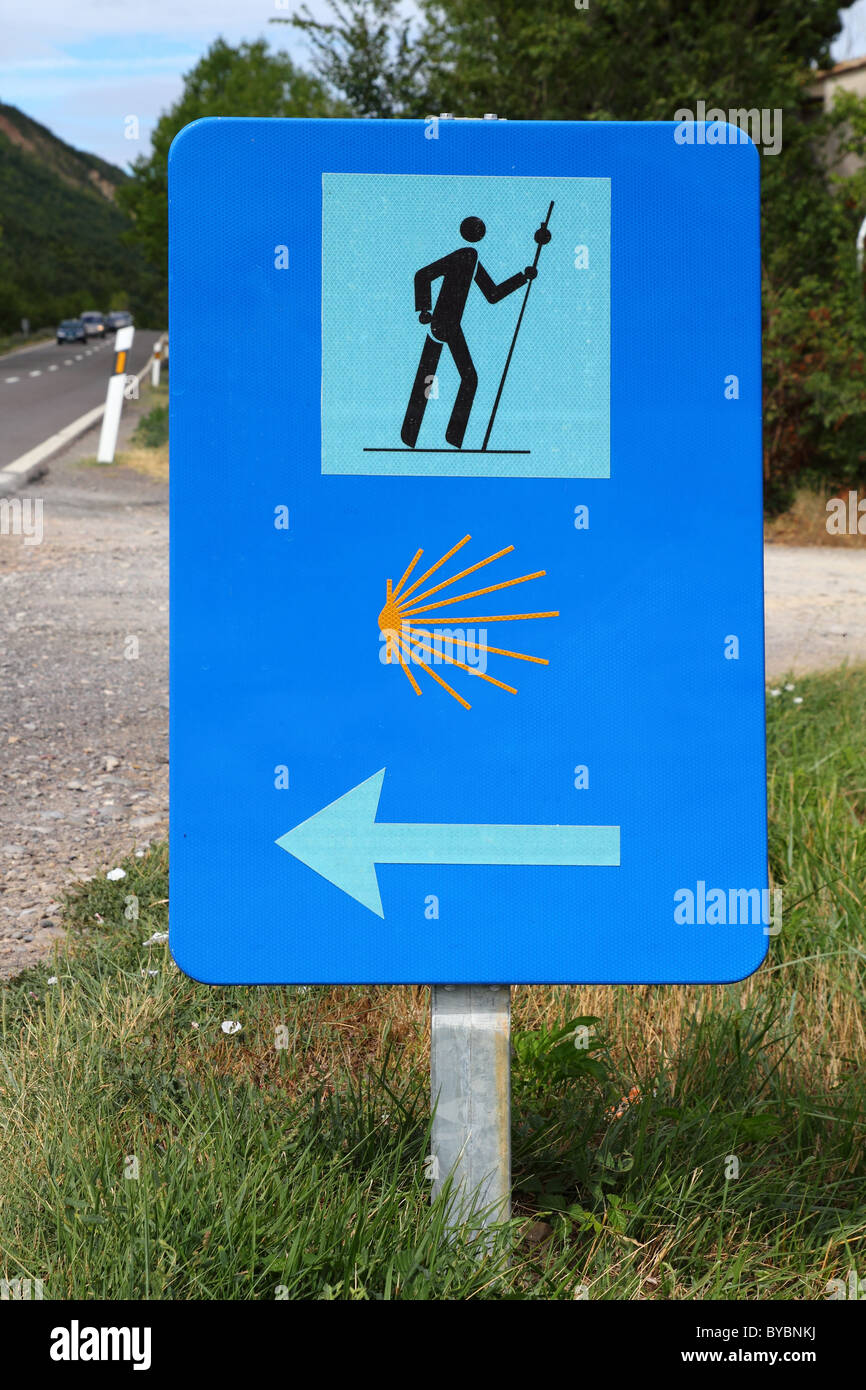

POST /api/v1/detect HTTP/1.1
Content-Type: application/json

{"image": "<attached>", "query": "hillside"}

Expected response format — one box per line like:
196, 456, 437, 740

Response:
0, 104, 150, 333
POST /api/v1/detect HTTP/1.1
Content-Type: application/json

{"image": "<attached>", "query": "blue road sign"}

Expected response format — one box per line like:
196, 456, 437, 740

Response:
169, 117, 766, 985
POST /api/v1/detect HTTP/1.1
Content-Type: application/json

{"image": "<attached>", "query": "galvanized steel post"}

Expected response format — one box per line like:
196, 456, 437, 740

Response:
430, 985, 511, 1230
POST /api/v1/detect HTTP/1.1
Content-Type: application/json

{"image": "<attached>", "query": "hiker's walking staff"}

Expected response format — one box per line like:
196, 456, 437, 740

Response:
481, 200, 554, 452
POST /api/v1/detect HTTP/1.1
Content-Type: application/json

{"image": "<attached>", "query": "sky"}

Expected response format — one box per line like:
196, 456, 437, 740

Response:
0, 0, 335, 168
0, 0, 865, 170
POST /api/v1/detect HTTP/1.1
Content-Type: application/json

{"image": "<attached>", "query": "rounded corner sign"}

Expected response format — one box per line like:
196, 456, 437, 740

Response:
169, 118, 767, 986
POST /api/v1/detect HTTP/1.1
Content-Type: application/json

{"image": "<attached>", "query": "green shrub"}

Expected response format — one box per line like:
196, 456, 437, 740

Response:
133, 403, 168, 449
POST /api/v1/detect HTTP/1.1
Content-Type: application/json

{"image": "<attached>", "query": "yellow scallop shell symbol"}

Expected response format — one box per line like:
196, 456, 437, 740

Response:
378, 533, 558, 710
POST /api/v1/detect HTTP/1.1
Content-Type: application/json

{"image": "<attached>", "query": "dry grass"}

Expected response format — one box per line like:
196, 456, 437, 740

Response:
159, 961, 865, 1116
116, 442, 169, 482
765, 487, 866, 546
173, 985, 431, 1102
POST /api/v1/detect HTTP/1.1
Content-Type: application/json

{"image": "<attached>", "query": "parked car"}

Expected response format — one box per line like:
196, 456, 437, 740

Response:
56, 318, 87, 344
105, 311, 133, 332
79, 311, 107, 339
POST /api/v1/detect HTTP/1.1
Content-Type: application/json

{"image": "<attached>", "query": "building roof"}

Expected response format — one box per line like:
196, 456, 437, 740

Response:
813, 55, 866, 82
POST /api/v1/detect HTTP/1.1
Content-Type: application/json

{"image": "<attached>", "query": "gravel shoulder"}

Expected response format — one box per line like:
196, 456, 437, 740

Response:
0, 401, 167, 978
764, 544, 866, 678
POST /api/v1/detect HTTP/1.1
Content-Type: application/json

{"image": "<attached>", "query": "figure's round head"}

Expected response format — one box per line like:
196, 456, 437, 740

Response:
460, 216, 486, 243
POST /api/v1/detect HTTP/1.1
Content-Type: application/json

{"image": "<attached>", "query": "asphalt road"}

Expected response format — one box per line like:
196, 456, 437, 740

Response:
0, 329, 159, 469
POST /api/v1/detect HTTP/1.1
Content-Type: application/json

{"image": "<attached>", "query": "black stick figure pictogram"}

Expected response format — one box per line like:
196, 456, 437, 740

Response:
400, 208, 553, 451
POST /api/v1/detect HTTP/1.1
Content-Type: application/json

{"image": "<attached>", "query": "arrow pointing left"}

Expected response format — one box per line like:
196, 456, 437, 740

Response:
276, 769, 620, 918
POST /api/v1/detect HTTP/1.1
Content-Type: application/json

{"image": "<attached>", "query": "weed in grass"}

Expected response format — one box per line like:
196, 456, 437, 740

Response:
132, 403, 168, 450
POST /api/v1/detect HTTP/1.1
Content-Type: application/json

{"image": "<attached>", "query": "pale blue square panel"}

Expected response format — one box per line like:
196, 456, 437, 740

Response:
169, 117, 766, 985
321, 172, 610, 476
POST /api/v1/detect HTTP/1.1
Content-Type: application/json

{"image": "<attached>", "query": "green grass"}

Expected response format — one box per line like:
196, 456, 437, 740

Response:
131, 400, 168, 449
0, 329, 55, 357
0, 667, 864, 1299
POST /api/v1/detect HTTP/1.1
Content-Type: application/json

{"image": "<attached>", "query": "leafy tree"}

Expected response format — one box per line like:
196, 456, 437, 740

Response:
763, 93, 866, 508
418, 0, 841, 125
290, 0, 866, 504
282, 0, 427, 118
285, 0, 840, 121
119, 38, 341, 320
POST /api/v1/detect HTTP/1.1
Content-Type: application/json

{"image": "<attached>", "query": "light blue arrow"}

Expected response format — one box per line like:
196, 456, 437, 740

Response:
276, 769, 620, 918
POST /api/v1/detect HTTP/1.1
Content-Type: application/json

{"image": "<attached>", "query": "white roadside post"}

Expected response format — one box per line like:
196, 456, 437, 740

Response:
97, 325, 135, 463
151, 336, 163, 389
430, 985, 511, 1237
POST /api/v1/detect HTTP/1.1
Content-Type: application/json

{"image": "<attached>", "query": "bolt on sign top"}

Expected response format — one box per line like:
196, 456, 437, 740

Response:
169, 117, 765, 985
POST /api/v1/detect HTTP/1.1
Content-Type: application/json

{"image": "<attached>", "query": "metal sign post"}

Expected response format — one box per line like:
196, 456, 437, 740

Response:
430, 985, 511, 1232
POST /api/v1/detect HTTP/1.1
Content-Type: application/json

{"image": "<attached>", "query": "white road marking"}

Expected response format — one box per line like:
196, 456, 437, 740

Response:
48, 364, 59, 372
64, 359, 72, 365
74, 354, 83, 360
0, 348, 157, 485
28, 370, 41, 377
5, 376, 20, 383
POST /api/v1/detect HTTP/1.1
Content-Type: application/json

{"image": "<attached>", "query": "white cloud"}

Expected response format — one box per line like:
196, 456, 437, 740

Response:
0, 0, 332, 163
0, 1, 306, 60
834, 2, 866, 61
